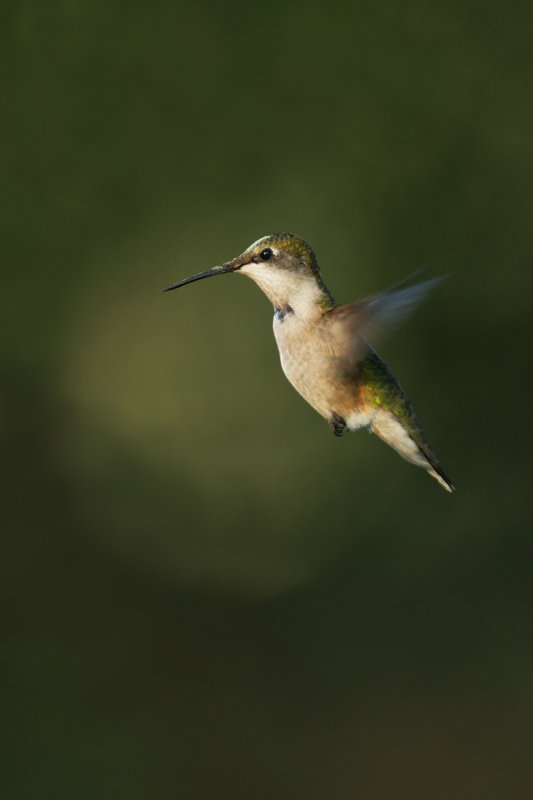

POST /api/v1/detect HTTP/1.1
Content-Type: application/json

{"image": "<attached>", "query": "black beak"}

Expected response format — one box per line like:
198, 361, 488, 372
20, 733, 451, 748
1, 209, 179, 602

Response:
163, 261, 240, 292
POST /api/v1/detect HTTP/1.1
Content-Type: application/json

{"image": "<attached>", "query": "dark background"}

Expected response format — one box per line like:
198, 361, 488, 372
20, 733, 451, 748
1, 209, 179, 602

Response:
2, 1, 533, 798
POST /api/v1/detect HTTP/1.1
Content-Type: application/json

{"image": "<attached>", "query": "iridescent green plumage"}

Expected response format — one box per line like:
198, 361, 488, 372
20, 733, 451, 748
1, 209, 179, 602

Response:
362, 353, 422, 433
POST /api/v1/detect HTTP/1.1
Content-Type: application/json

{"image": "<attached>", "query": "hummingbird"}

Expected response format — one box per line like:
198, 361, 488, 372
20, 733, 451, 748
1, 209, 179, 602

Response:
164, 233, 454, 492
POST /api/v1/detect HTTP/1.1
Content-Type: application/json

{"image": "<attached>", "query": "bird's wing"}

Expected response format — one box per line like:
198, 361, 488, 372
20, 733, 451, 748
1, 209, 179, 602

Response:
324, 275, 446, 365
350, 274, 446, 332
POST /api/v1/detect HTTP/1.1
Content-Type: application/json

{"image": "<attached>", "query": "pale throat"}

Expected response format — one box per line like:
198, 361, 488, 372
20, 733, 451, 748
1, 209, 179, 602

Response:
239, 263, 333, 321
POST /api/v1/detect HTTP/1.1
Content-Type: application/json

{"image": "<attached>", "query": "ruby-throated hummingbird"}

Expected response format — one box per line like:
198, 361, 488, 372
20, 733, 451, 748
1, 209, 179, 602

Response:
164, 233, 454, 492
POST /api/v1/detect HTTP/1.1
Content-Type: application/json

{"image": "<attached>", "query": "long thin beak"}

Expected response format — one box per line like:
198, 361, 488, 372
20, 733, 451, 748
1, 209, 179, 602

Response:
163, 261, 240, 292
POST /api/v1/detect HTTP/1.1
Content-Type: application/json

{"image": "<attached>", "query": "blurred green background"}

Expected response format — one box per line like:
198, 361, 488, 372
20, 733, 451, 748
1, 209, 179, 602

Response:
2, 1, 533, 797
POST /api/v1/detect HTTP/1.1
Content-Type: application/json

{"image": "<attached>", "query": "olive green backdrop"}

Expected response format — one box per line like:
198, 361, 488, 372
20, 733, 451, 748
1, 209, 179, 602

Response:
2, 1, 532, 798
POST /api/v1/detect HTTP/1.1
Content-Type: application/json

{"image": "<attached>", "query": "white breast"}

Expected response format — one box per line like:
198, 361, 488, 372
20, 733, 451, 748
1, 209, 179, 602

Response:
272, 311, 339, 420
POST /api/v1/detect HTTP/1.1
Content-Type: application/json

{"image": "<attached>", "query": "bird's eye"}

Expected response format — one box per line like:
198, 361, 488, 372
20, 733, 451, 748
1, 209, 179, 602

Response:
260, 248, 273, 261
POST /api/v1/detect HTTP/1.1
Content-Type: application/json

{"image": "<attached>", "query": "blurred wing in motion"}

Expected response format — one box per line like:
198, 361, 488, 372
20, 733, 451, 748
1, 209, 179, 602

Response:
325, 274, 447, 364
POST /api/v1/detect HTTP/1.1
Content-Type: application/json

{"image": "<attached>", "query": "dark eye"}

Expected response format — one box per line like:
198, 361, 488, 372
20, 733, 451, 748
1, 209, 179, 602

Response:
260, 248, 273, 261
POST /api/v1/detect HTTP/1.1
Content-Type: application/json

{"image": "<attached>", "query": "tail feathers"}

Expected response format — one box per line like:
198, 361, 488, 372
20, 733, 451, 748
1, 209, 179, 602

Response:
429, 470, 455, 492
370, 410, 454, 493
418, 443, 455, 493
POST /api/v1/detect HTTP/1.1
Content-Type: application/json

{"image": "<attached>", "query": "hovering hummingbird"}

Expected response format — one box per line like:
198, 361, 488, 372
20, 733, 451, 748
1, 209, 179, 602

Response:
164, 233, 454, 492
